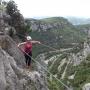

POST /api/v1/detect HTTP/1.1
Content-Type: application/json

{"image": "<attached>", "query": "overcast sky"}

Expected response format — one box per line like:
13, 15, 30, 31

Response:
5, 0, 90, 18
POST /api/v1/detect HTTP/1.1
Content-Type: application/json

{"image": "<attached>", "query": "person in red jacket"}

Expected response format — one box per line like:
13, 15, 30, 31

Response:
18, 36, 41, 70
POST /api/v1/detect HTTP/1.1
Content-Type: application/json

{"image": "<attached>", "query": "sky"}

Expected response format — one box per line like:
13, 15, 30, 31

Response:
5, 0, 90, 18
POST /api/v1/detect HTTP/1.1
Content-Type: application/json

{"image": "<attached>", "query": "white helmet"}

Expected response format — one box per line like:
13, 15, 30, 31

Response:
26, 36, 32, 40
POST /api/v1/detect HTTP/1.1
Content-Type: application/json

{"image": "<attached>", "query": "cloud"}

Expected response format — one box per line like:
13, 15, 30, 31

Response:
6, 0, 90, 18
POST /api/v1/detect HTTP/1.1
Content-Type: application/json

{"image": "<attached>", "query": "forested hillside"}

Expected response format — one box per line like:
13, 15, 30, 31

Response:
25, 17, 86, 57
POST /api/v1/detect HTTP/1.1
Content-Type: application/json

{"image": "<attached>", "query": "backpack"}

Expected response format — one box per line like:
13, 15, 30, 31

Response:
24, 42, 32, 53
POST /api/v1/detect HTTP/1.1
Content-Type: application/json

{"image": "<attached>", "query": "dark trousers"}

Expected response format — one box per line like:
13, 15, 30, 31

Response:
24, 52, 32, 66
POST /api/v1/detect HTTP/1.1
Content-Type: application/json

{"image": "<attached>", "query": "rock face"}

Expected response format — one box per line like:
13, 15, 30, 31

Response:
0, 35, 25, 68
69, 41, 90, 66
0, 35, 49, 90
82, 83, 90, 90
26, 17, 71, 32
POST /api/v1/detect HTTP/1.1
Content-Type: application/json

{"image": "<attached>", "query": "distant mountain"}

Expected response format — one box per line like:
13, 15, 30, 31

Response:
65, 17, 90, 25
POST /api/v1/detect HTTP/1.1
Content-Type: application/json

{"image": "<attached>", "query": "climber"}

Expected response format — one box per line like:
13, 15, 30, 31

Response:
18, 36, 41, 70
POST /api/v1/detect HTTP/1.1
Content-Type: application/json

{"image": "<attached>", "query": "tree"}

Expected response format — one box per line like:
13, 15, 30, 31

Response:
6, 0, 26, 36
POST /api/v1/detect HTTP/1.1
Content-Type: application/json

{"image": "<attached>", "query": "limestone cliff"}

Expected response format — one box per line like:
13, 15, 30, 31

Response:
0, 35, 49, 90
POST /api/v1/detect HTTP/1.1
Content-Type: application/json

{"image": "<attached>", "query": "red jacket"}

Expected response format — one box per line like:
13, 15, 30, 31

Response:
24, 42, 32, 53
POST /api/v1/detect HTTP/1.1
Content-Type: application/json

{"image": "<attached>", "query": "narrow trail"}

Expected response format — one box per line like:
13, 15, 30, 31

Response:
45, 48, 72, 54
